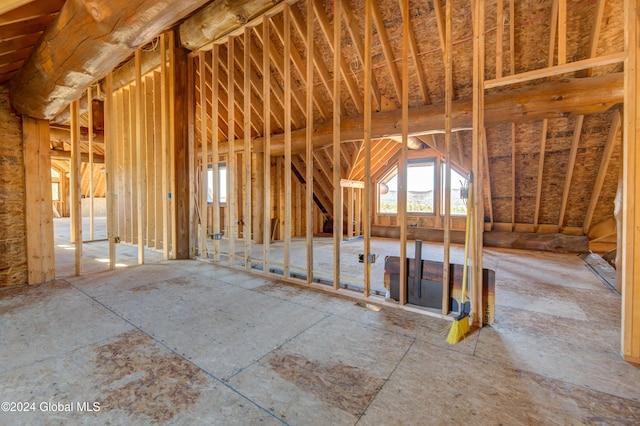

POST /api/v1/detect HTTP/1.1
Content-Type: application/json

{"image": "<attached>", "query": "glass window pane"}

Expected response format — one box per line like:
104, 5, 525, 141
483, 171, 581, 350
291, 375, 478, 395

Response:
378, 168, 397, 213
441, 163, 468, 215
407, 162, 435, 213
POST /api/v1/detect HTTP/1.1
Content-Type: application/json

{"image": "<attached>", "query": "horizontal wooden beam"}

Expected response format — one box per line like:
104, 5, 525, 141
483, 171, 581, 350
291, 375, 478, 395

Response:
214, 73, 623, 156
485, 51, 626, 89
9, 0, 210, 119
50, 150, 105, 164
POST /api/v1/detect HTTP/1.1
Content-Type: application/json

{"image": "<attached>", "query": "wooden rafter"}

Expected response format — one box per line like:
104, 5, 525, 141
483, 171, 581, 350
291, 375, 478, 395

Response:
372, 0, 402, 104
313, 0, 364, 114
341, 0, 382, 111
583, 110, 621, 233
271, 13, 329, 120
399, 0, 430, 105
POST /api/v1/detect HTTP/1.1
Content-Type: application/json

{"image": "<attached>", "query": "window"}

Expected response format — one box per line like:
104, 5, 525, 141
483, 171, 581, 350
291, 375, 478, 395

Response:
441, 163, 468, 215
52, 183, 60, 201
377, 160, 436, 214
207, 164, 227, 205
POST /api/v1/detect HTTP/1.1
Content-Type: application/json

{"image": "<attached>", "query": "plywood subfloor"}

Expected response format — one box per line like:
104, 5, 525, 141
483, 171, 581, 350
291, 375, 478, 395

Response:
1, 249, 639, 424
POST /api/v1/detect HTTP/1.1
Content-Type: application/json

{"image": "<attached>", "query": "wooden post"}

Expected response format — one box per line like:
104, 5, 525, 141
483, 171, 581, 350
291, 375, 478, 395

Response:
284, 3, 292, 278
212, 45, 221, 262
144, 76, 155, 248
471, 0, 485, 327
105, 72, 116, 269
87, 87, 95, 241
362, 0, 372, 297
228, 36, 237, 266
22, 116, 55, 284
160, 33, 170, 260
70, 100, 82, 275
135, 48, 145, 264
333, 0, 342, 290
188, 54, 197, 257
262, 16, 272, 272
442, 0, 453, 315
398, 0, 409, 305
306, 0, 314, 283
199, 51, 209, 259
510, 0, 516, 231
244, 27, 253, 270
622, 0, 640, 364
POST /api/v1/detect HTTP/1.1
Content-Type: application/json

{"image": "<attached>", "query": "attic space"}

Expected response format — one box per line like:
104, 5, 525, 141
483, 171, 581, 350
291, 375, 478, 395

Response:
1, 0, 640, 423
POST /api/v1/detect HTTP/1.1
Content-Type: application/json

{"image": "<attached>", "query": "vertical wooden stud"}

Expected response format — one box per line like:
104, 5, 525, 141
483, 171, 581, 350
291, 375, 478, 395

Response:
244, 28, 253, 270
87, 87, 95, 241
212, 45, 221, 262
284, 4, 292, 278
105, 72, 116, 269
135, 48, 145, 264
363, 0, 373, 297
70, 100, 82, 275
622, 0, 640, 364
306, 0, 315, 283
398, 0, 409, 305
228, 36, 237, 266
160, 33, 170, 260
199, 51, 209, 260
333, 0, 342, 290
442, 0, 453, 314
262, 17, 271, 271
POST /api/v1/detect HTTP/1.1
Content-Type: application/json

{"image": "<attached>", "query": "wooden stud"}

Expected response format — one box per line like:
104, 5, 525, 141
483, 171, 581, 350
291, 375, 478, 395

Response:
168, 31, 179, 260
70, 100, 82, 276
284, 4, 292, 278
105, 72, 116, 269
22, 116, 55, 284
199, 51, 209, 260
333, 0, 342, 290
188, 55, 197, 257
471, 0, 485, 327
398, 0, 409, 306
558, 0, 566, 65
87, 87, 95, 241
442, 0, 452, 314
212, 45, 222, 262
306, 0, 314, 283
135, 48, 145, 264
228, 36, 237, 266
622, 0, 640, 363
144, 76, 155, 248
153, 72, 163, 251
244, 28, 253, 270
362, 0, 373, 297
511, 124, 516, 231
160, 33, 170, 260
262, 17, 271, 270
496, 0, 504, 78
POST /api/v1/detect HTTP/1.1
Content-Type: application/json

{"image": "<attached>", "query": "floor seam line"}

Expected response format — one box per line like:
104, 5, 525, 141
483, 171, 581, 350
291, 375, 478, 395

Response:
355, 339, 416, 424
66, 280, 290, 425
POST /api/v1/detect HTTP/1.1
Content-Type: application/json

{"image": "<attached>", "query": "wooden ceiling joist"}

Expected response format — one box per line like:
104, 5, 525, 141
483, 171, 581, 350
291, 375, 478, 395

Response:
10, 0, 211, 119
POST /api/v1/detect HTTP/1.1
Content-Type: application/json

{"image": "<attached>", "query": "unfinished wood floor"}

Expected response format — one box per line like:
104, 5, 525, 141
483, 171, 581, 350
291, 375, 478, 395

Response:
1, 249, 639, 424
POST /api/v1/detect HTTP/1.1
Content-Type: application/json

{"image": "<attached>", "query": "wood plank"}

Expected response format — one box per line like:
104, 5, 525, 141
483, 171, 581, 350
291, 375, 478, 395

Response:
9, 0, 211, 119
496, 0, 504, 78
283, 4, 292, 278
372, 0, 402, 103
533, 120, 547, 231
306, 0, 314, 283
135, 49, 145, 264
105, 72, 117, 268
584, 110, 621, 233
153, 73, 163, 250
144, 76, 155, 248
87, 87, 95, 241
558, 0, 566, 65
262, 17, 271, 269
228, 36, 237, 265
199, 51, 209, 259
188, 55, 197, 257
212, 45, 222, 262
160, 34, 170, 260
313, 0, 364, 114
557, 115, 583, 228
22, 116, 55, 284
244, 28, 253, 270
484, 52, 626, 89
399, 0, 409, 306
70, 100, 82, 275
333, 0, 342, 290
442, 0, 453, 315
471, 0, 485, 327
